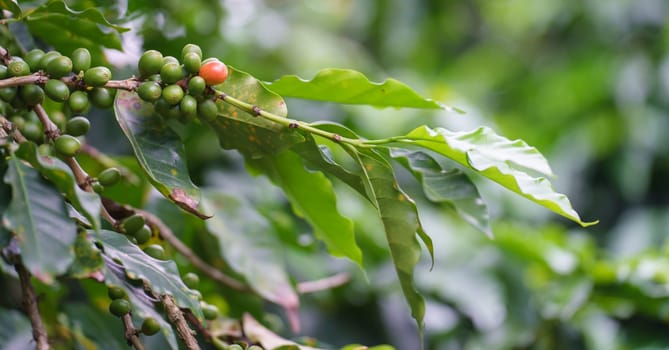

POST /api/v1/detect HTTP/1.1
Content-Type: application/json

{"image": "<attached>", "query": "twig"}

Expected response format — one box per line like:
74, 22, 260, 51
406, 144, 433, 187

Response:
33, 104, 59, 141
0, 73, 46, 88
0, 115, 27, 143
16, 262, 50, 350
297, 272, 350, 294
121, 314, 145, 350
138, 209, 248, 292
183, 310, 211, 340
161, 294, 201, 350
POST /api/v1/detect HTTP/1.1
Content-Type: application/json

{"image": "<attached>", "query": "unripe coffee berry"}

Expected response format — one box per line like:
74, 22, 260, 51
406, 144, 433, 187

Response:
0, 87, 17, 102
109, 298, 131, 317
160, 62, 183, 84
182, 272, 199, 289
44, 79, 70, 102
84, 66, 112, 87
88, 87, 115, 108
66, 116, 90, 136
122, 214, 145, 234
143, 244, 165, 260
98, 167, 121, 187
0, 65, 7, 79
227, 345, 244, 350
138, 50, 164, 76
71, 48, 91, 73
107, 285, 127, 300
187, 76, 206, 96
68, 91, 89, 113
141, 317, 161, 336
180, 95, 197, 119
38, 51, 61, 71
197, 99, 218, 121
54, 135, 81, 157
198, 60, 228, 86
181, 44, 202, 59
161, 84, 184, 105
182, 52, 201, 74
133, 225, 151, 245
19, 84, 45, 106
200, 302, 219, 320
162, 56, 179, 66
46, 56, 73, 78
21, 122, 43, 143
8, 59, 30, 77
24, 49, 45, 72
137, 81, 162, 102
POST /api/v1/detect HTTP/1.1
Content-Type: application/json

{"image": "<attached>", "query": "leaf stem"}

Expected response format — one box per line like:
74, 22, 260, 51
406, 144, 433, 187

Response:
16, 262, 50, 350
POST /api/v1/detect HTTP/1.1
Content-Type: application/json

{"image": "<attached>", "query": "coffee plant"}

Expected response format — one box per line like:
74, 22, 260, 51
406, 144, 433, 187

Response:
0, 2, 596, 350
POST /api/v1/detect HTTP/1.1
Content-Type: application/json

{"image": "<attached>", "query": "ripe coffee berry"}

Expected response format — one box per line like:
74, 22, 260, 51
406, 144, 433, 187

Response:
198, 59, 228, 86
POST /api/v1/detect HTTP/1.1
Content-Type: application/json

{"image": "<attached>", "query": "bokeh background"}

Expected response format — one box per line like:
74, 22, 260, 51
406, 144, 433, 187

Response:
90, 1, 669, 349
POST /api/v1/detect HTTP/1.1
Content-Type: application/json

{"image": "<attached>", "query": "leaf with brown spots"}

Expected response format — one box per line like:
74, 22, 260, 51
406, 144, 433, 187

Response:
114, 90, 209, 218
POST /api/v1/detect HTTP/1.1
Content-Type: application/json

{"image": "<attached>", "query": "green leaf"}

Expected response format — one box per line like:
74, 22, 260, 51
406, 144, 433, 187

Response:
68, 232, 104, 279
208, 67, 304, 158
2, 156, 77, 283
0, 0, 21, 16
243, 313, 323, 350
400, 126, 597, 227
203, 193, 300, 331
21, 0, 128, 32
26, 14, 122, 52
251, 150, 363, 267
0, 309, 32, 350
390, 148, 492, 237
264, 68, 448, 109
114, 90, 208, 219
94, 229, 204, 322
0, 161, 11, 246
15, 142, 101, 231
64, 303, 126, 350
353, 149, 426, 334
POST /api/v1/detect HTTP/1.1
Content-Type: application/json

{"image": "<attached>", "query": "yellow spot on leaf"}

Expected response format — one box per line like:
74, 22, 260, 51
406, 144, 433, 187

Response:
170, 168, 177, 176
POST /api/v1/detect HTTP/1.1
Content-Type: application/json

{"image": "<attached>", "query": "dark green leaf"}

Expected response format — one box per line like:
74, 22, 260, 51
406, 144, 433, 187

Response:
95, 229, 204, 322
3, 156, 77, 283
400, 126, 597, 227
0, 161, 11, 246
68, 232, 104, 279
264, 68, 448, 109
390, 148, 492, 237
252, 150, 363, 266
0, 309, 32, 350
353, 149, 426, 334
26, 14, 122, 52
0, 0, 21, 16
203, 193, 300, 331
21, 0, 128, 32
64, 303, 126, 350
15, 142, 101, 231
114, 90, 208, 219
208, 67, 304, 158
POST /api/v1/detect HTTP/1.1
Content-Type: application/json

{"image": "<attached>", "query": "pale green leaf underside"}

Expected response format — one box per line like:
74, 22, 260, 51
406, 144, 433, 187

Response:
400, 126, 597, 227
3, 156, 76, 283
265, 68, 446, 109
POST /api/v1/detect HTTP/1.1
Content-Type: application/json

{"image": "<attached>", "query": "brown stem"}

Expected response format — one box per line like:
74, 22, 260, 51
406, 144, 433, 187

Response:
138, 210, 248, 292
297, 272, 350, 294
16, 263, 50, 350
0, 73, 46, 88
33, 104, 59, 141
161, 294, 201, 350
183, 310, 211, 341
105, 78, 141, 91
121, 313, 145, 350
0, 115, 27, 143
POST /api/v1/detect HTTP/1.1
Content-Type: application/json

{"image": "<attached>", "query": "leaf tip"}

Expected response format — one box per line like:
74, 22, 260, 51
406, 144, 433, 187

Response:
580, 219, 599, 228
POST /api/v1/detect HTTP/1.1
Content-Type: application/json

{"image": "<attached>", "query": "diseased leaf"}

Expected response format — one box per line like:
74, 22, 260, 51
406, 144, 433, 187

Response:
16, 142, 101, 231
208, 67, 304, 158
399, 126, 597, 227
20, 0, 129, 32
353, 149, 427, 334
114, 90, 208, 218
243, 313, 323, 350
68, 232, 104, 279
0, 309, 32, 350
390, 148, 492, 237
94, 229, 203, 322
203, 193, 301, 331
264, 68, 450, 110
2, 156, 76, 283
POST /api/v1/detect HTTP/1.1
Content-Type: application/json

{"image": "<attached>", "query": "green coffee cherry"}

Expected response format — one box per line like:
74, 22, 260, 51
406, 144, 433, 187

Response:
24, 49, 45, 72
84, 66, 111, 87
38, 51, 61, 71
160, 62, 183, 84
247, 346, 263, 350
141, 317, 161, 336
46, 56, 73, 78
8, 59, 30, 77
181, 44, 202, 59
138, 50, 164, 76
109, 298, 131, 317
137, 81, 162, 102
66, 116, 90, 136
107, 285, 127, 300
71, 48, 91, 73
44, 79, 70, 102
19, 84, 44, 106
187, 76, 206, 96
54, 135, 81, 157
88, 87, 115, 108
98, 167, 121, 186
161, 84, 184, 105
200, 302, 219, 320
0, 65, 7, 79
180, 95, 197, 120
182, 52, 201, 74
197, 99, 218, 121
182, 272, 199, 289
21, 122, 43, 143
92, 182, 104, 193
143, 244, 165, 260
133, 225, 151, 245
227, 345, 244, 350
162, 56, 179, 66
68, 91, 89, 113
0, 87, 17, 102
122, 214, 145, 234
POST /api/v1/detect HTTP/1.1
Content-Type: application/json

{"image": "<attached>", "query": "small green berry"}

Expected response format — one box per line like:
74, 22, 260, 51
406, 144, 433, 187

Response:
143, 244, 165, 260
0, 65, 7, 79
24, 49, 45, 72
8, 59, 31, 77
138, 50, 164, 76
200, 302, 219, 320
137, 81, 162, 102
0, 87, 17, 102
66, 115, 90, 136
181, 44, 202, 60
180, 95, 197, 120
162, 56, 179, 66
226, 345, 244, 350
160, 62, 184, 84
122, 214, 145, 234
182, 272, 200, 289
44, 79, 70, 102
21, 122, 43, 143
197, 99, 218, 122
182, 52, 201, 74
84, 66, 112, 87
88, 87, 115, 108
92, 182, 105, 193
162, 84, 184, 105
71, 48, 91, 73
46, 56, 73, 78
133, 225, 151, 245
187, 76, 206, 96
54, 135, 81, 157
107, 285, 127, 300
98, 167, 121, 187
19, 84, 45, 106
109, 298, 131, 317
68, 91, 90, 113
38, 51, 61, 71
141, 317, 161, 336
